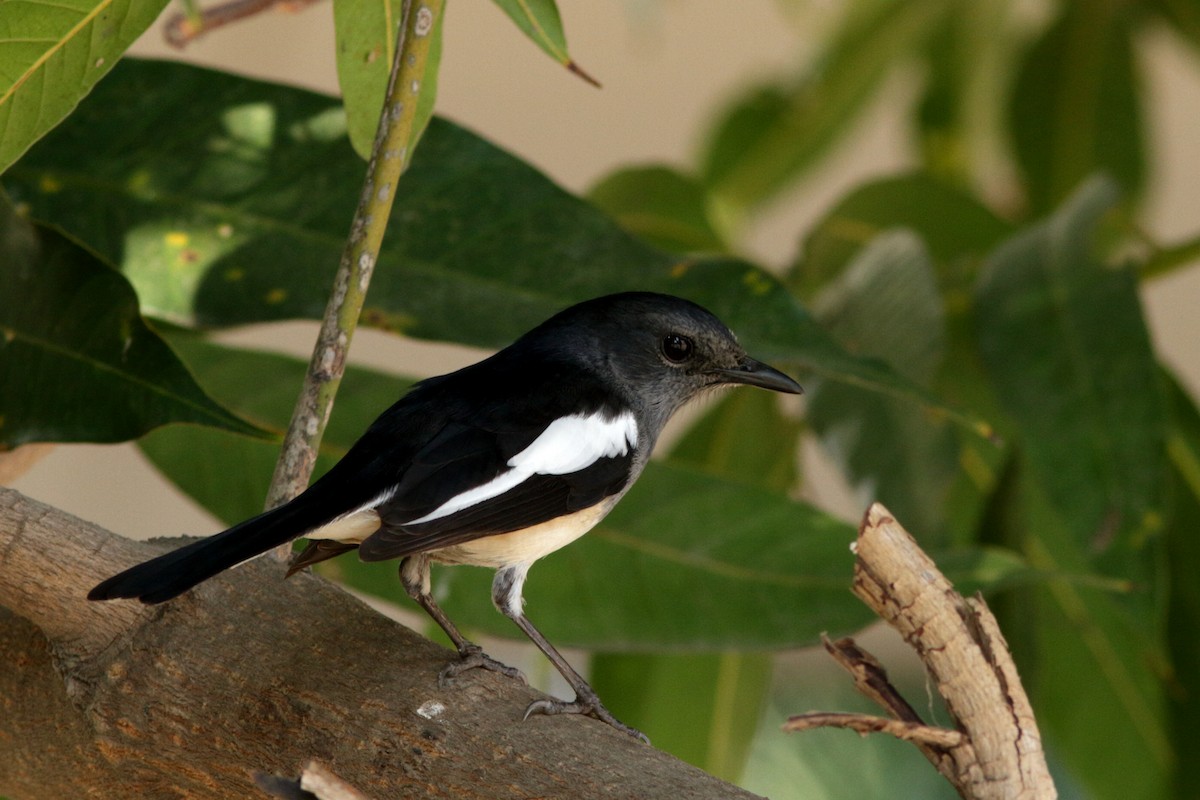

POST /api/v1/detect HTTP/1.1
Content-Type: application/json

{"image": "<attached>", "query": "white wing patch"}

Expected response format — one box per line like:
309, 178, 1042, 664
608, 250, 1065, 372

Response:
404, 410, 637, 526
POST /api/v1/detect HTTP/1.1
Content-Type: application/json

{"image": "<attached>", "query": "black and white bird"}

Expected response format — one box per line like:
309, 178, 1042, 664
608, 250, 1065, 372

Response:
89, 292, 803, 739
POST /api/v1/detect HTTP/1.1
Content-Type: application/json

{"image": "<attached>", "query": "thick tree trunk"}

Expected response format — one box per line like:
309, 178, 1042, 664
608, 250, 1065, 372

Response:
0, 488, 761, 799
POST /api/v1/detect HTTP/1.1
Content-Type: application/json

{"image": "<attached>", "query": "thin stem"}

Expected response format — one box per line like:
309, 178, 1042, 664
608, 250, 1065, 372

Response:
1142, 233, 1200, 281
164, 0, 322, 48
264, 0, 444, 552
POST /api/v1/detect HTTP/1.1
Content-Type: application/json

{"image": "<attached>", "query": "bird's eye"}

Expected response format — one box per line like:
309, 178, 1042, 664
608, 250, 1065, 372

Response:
661, 334, 694, 363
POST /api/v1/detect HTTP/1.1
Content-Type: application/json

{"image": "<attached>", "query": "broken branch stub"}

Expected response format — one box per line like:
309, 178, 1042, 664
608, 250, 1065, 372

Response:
787, 503, 1056, 800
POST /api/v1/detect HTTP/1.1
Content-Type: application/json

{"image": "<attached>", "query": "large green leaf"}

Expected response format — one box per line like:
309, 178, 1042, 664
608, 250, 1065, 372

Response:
1148, 0, 1200, 50
805, 230, 960, 541
138, 336, 410, 522
587, 164, 728, 254
666, 389, 801, 494
794, 172, 1012, 298
1163, 371, 1200, 799
1012, 465, 1169, 800
699, 0, 952, 216
333, 0, 443, 159
590, 651, 772, 782
914, 1, 1014, 187
0, 0, 168, 173
968, 179, 1174, 797
138, 337, 874, 650
974, 176, 1168, 582
744, 661, 958, 800
972, 175, 1172, 799
0, 197, 260, 448
3, 58, 967, 427
795, 173, 1014, 542
976, 450, 1169, 800
1009, 5, 1145, 214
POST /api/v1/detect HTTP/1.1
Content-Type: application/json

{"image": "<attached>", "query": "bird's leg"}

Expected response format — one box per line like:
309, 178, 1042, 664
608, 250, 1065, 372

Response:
492, 565, 648, 742
398, 555, 524, 686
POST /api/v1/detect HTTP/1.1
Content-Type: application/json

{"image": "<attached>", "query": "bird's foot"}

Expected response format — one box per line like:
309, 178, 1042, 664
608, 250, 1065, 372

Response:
523, 688, 649, 743
438, 643, 525, 688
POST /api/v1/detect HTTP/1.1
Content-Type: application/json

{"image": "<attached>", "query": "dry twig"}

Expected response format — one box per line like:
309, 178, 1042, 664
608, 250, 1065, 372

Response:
786, 503, 1056, 800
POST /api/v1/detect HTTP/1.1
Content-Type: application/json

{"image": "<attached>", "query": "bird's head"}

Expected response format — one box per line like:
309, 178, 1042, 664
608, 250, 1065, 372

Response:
533, 292, 803, 430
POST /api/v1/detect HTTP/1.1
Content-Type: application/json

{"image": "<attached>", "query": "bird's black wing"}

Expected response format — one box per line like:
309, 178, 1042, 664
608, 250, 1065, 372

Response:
358, 447, 633, 561
350, 383, 638, 561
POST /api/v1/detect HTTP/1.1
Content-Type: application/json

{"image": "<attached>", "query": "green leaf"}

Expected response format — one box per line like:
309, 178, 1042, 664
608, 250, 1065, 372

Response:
933, 303, 1013, 545
139, 337, 872, 650
4, 58, 974, 429
976, 451, 1170, 800
1016, 466, 1169, 800
490, 0, 596, 85
744, 662, 959, 800
794, 172, 1013, 298
928, 544, 1032, 596
138, 335, 411, 524
793, 175, 1014, 542
0, 197, 261, 448
590, 651, 771, 782
1009, 6, 1145, 213
1148, 0, 1200, 50
333, 0, 444, 159
914, 1, 1014, 186
667, 389, 801, 494
1163, 371, 1200, 798
700, 0, 952, 216
805, 230, 961, 541
974, 176, 1168, 581
587, 165, 727, 254
339, 462, 872, 649
914, 10, 967, 182
0, 0, 169, 173
333, 0, 403, 159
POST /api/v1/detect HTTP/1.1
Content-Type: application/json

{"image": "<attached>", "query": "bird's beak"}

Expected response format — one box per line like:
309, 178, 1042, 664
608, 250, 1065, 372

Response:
714, 357, 804, 394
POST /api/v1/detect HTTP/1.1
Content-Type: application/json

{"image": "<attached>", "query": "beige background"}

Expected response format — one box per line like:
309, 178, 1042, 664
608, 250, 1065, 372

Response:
12, 1, 1200, 556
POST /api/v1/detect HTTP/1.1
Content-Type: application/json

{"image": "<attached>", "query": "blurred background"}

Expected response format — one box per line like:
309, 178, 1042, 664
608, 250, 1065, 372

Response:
9, 1, 1200, 797
16, 0, 1200, 560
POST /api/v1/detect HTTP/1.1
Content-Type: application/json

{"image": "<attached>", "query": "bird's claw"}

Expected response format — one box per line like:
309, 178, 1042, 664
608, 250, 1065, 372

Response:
523, 694, 649, 743
438, 644, 525, 688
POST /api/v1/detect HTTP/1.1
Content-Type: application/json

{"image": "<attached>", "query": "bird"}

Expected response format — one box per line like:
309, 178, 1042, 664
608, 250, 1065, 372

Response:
89, 291, 803, 739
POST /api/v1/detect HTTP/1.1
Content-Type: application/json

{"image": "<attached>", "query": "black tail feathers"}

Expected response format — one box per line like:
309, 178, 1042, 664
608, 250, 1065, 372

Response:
87, 506, 304, 604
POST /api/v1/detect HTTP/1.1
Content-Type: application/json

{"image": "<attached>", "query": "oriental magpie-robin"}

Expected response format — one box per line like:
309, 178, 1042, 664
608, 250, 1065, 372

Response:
89, 292, 802, 739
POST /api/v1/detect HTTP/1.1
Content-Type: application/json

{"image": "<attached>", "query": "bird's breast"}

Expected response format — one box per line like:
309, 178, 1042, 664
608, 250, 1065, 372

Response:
429, 500, 615, 568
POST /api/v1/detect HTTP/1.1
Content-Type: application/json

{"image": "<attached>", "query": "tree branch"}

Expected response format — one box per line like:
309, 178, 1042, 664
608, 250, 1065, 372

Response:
785, 503, 1057, 800
782, 713, 964, 748
265, 0, 442, 524
0, 487, 761, 799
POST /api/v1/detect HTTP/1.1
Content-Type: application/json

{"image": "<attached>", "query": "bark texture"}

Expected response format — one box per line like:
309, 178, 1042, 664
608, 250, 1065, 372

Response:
785, 503, 1056, 800
0, 488, 761, 799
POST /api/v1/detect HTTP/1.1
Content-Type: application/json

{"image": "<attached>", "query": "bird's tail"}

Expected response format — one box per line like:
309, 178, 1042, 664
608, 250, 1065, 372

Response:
88, 502, 312, 604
